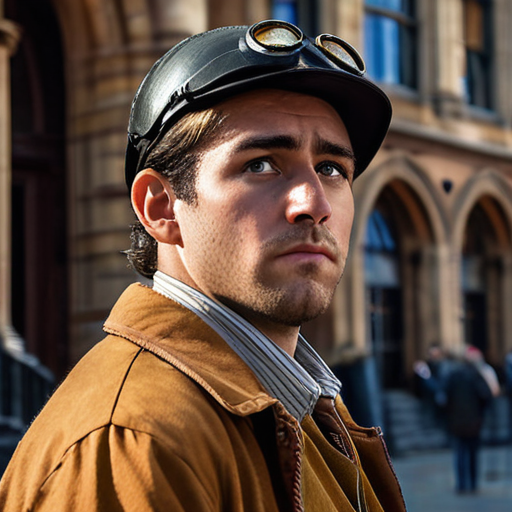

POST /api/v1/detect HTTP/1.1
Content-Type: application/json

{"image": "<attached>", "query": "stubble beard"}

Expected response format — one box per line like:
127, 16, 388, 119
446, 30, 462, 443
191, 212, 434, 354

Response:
257, 273, 340, 326
217, 265, 343, 328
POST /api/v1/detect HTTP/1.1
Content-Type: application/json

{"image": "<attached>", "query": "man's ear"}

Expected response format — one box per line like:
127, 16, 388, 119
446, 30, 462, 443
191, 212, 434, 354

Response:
131, 169, 183, 246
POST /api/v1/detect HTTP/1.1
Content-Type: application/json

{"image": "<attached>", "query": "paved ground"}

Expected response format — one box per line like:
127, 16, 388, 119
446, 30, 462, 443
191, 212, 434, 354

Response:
392, 444, 512, 512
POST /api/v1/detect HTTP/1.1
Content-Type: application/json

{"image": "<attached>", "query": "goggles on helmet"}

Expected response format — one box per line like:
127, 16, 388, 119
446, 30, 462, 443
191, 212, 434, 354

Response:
126, 20, 391, 188
247, 20, 365, 76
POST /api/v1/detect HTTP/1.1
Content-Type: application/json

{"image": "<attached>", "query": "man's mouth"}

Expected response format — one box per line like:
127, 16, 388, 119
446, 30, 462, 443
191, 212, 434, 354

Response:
278, 243, 336, 262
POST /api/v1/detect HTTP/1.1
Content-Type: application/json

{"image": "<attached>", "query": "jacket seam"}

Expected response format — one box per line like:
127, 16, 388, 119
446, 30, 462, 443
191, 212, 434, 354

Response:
33, 424, 216, 510
109, 346, 144, 423
108, 425, 217, 509
34, 424, 114, 504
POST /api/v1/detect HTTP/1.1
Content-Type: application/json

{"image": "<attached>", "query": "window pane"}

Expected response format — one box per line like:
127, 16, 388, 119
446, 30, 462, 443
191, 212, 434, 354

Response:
465, 52, 490, 107
365, 14, 401, 84
462, 256, 485, 292
272, 0, 298, 25
365, 253, 400, 286
365, 210, 400, 286
365, 209, 397, 252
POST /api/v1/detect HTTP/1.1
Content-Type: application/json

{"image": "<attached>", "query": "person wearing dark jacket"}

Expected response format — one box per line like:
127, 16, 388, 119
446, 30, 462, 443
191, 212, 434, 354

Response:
445, 346, 494, 493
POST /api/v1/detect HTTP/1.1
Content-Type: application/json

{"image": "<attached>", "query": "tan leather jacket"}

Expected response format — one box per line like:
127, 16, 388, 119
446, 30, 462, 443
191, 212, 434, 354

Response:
0, 284, 406, 511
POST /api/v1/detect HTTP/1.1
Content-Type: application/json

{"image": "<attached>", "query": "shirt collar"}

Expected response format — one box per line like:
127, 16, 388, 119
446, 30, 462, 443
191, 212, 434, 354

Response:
153, 271, 341, 421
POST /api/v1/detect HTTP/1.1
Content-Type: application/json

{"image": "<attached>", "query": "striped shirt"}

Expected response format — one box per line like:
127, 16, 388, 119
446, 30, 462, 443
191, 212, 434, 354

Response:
153, 271, 341, 421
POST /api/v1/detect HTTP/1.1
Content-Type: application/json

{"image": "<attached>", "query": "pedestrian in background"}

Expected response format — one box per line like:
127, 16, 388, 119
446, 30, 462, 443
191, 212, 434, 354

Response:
413, 343, 451, 423
445, 345, 498, 493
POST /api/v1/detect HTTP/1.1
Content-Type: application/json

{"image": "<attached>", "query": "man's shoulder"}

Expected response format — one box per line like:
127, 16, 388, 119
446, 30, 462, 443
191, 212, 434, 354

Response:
109, 337, 242, 436
21, 332, 229, 449
0, 334, 244, 510
8, 335, 145, 459
0, 335, 141, 508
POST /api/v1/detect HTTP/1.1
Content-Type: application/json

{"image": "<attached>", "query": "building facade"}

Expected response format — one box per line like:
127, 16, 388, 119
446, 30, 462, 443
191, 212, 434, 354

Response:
1, 0, 512, 429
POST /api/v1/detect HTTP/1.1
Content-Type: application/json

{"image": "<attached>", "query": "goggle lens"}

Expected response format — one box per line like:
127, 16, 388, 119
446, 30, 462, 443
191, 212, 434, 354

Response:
322, 41, 358, 69
316, 35, 366, 75
251, 21, 303, 50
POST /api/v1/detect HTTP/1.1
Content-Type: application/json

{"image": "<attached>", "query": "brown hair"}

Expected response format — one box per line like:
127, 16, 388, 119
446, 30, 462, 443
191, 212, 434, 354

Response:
125, 108, 227, 278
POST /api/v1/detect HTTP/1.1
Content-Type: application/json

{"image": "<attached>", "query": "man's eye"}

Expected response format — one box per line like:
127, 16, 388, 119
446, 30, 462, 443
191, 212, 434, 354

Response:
245, 160, 276, 174
317, 162, 343, 177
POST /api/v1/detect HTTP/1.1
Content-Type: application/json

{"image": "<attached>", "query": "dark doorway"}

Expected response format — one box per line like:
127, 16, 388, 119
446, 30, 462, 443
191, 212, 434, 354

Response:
7, 0, 68, 377
365, 206, 405, 389
461, 204, 493, 357
463, 292, 487, 353
367, 287, 404, 388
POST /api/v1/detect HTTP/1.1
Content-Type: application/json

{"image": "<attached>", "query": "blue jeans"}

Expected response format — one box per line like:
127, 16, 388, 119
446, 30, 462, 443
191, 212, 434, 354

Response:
453, 436, 479, 492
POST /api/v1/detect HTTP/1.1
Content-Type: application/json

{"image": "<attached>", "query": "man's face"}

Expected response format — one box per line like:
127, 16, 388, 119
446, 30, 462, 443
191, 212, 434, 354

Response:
172, 89, 355, 330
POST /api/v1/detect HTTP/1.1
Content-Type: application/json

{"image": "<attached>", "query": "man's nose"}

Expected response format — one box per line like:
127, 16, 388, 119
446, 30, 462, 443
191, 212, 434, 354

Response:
284, 174, 332, 225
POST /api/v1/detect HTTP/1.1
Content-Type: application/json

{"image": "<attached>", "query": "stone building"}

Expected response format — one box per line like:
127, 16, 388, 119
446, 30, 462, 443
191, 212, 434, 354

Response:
1, 0, 512, 436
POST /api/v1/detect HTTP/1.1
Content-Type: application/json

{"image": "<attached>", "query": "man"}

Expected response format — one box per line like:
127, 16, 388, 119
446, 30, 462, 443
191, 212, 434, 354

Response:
444, 346, 496, 493
0, 21, 404, 511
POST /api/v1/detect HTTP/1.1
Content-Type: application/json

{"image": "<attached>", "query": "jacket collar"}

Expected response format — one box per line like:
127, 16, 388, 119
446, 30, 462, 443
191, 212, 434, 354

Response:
103, 283, 278, 417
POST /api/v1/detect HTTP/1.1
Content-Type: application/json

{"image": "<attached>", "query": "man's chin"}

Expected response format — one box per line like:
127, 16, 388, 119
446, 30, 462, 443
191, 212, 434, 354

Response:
267, 301, 331, 327
215, 286, 332, 325
253, 283, 336, 327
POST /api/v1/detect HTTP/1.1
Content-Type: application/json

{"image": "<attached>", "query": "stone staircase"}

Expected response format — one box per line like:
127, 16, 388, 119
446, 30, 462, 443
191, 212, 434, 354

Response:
382, 390, 449, 455
382, 390, 510, 456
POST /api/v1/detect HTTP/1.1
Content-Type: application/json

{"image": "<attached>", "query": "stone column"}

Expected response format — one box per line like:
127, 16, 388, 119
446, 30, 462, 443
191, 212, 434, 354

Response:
493, 0, 512, 126
432, 0, 466, 117
334, 0, 363, 49
0, 12, 24, 356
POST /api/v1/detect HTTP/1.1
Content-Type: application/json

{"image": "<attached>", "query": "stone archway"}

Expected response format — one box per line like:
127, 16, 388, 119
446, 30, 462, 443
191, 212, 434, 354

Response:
347, 153, 449, 386
453, 171, 512, 364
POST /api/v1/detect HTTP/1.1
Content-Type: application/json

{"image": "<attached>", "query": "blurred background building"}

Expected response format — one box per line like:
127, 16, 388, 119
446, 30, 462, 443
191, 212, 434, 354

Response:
1, 0, 512, 457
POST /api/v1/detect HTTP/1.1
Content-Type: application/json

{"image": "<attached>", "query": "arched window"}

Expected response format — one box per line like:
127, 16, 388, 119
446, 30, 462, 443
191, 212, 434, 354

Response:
364, 0, 417, 88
